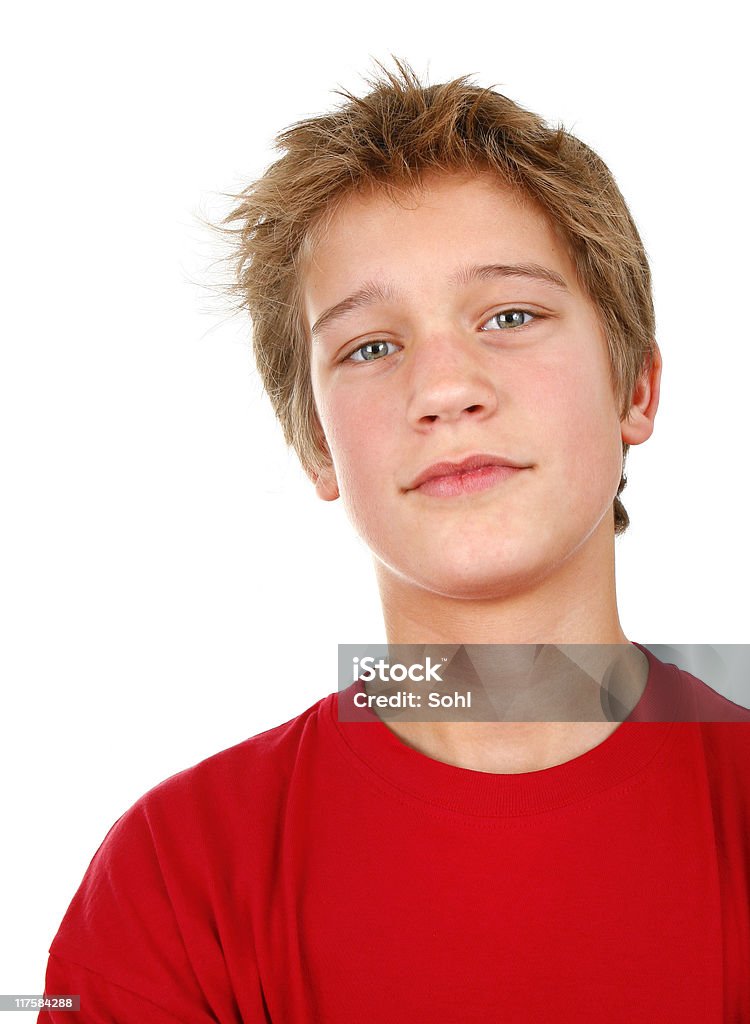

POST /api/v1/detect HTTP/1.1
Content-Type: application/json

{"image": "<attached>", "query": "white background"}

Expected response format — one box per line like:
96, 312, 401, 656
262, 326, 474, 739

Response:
2, 0, 748, 1002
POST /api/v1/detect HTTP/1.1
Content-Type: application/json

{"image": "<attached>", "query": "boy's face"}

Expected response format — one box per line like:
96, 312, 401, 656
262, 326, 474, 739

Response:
304, 171, 659, 600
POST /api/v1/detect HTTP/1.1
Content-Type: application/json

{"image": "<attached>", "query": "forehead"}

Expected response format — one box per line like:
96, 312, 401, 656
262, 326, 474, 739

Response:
300, 170, 580, 321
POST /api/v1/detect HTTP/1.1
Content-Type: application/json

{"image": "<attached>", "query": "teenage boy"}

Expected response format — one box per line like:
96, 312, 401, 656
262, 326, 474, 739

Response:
39, 60, 750, 1022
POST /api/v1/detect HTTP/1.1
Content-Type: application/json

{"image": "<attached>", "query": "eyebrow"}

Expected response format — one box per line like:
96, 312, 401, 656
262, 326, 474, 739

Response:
310, 262, 570, 340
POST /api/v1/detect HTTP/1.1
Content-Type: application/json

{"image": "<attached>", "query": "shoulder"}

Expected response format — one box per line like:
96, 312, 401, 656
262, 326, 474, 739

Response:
48, 690, 337, 972
68, 690, 337, 881
77, 686, 335, 855
636, 644, 750, 723
675, 664, 750, 723
134, 689, 337, 834
666, 660, 750, 783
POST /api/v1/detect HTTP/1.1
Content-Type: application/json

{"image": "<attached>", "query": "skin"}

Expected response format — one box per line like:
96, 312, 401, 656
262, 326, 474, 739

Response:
303, 170, 662, 773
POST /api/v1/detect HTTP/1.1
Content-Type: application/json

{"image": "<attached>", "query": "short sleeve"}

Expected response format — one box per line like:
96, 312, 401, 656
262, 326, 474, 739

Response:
36, 795, 270, 1023
38, 953, 195, 1023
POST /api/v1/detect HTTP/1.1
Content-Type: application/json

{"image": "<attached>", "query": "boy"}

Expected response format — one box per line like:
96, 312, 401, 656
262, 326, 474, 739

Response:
39, 59, 750, 1021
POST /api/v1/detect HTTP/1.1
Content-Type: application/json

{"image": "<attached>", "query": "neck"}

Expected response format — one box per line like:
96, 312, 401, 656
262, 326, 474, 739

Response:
375, 514, 627, 645
370, 516, 643, 773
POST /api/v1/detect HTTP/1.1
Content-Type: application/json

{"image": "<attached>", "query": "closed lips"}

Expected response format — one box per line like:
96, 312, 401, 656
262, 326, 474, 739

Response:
406, 454, 529, 491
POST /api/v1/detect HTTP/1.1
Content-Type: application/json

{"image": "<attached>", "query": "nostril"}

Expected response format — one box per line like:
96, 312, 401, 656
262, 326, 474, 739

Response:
465, 405, 482, 413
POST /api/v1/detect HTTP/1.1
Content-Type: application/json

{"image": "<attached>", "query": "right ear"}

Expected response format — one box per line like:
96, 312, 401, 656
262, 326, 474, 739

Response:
304, 436, 339, 501
312, 457, 339, 502
305, 418, 339, 501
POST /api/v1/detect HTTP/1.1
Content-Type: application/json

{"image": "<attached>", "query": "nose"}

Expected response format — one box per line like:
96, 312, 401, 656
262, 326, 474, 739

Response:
405, 333, 499, 429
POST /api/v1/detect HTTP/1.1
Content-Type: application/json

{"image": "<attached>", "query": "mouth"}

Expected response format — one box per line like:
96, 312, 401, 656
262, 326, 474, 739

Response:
406, 453, 531, 498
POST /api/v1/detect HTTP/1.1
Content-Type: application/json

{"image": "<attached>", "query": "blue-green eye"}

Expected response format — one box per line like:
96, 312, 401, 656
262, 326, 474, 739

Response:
348, 339, 400, 362
481, 310, 536, 331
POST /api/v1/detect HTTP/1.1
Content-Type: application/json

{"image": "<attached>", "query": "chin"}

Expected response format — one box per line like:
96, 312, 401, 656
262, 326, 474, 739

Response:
407, 552, 551, 602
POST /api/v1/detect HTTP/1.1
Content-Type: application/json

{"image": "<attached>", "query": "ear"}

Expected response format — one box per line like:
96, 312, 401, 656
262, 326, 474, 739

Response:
304, 442, 339, 501
312, 458, 340, 502
620, 340, 662, 446
302, 416, 340, 501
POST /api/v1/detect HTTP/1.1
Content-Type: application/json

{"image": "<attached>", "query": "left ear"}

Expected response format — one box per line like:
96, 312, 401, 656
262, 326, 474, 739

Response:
620, 340, 662, 445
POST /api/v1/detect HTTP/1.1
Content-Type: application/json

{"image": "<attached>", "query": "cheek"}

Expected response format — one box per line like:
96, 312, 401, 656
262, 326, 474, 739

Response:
314, 376, 363, 454
321, 388, 395, 501
534, 359, 623, 500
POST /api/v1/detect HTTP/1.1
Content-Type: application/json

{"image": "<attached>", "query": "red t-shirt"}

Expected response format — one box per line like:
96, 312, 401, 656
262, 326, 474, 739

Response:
39, 644, 750, 1022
